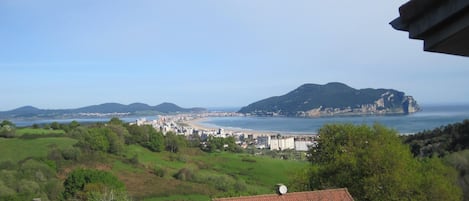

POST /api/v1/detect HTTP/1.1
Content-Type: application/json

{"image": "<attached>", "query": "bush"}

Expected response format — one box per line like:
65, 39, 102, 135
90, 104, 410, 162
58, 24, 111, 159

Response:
233, 180, 247, 192
0, 161, 16, 170
0, 180, 15, 196
63, 169, 126, 200
61, 148, 81, 161
173, 168, 194, 181
153, 167, 167, 178
0, 125, 16, 138
211, 175, 233, 192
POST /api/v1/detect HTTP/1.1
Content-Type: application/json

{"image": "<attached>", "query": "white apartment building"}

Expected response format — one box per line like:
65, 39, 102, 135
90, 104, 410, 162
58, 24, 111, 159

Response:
256, 135, 271, 149
270, 137, 295, 150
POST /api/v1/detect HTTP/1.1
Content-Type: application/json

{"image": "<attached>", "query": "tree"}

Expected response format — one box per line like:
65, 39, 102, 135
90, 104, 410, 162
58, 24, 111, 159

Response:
417, 157, 461, 201
105, 129, 125, 154
203, 136, 240, 152
0, 120, 15, 138
165, 132, 186, 153
0, 120, 14, 127
69, 120, 80, 130
107, 124, 131, 145
205, 136, 224, 152
444, 150, 469, 201
188, 133, 201, 148
126, 124, 149, 145
304, 123, 461, 201
76, 127, 125, 154
146, 129, 164, 152
63, 169, 126, 200
108, 117, 124, 125
50, 121, 60, 130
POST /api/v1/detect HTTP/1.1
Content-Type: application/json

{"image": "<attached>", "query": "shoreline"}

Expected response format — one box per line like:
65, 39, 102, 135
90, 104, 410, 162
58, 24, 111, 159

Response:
184, 117, 317, 138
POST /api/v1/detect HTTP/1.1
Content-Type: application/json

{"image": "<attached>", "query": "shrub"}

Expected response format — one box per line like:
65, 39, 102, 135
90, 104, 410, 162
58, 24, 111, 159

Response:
0, 125, 16, 138
63, 169, 125, 200
173, 168, 194, 181
61, 148, 81, 161
0, 161, 17, 170
153, 167, 167, 178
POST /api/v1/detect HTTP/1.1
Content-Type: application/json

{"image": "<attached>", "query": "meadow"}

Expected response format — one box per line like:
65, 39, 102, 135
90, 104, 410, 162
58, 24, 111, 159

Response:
15, 128, 66, 136
117, 145, 307, 200
0, 130, 307, 200
0, 137, 77, 162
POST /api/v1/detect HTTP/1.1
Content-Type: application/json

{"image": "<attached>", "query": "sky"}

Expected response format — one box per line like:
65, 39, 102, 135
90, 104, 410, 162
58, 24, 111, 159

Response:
0, 0, 468, 111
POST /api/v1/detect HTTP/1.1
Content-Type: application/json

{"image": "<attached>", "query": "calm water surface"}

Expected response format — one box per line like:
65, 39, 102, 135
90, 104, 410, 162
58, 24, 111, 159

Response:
199, 105, 469, 134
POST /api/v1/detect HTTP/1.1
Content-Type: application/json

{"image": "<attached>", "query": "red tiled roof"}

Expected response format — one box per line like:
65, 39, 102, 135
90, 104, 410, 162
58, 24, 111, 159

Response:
212, 188, 354, 201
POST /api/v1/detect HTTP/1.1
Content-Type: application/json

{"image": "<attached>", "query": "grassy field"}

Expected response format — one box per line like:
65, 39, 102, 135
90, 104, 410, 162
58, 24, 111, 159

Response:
142, 194, 210, 201
0, 136, 307, 200
0, 137, 77, 162
121, 145, 308, 200
15, 128, 65, 136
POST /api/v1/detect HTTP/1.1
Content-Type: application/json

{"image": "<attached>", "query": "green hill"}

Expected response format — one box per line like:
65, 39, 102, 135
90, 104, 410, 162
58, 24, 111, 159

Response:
239, 82, 420, 117
0, 102, 207, 119
0, 125, 306, 201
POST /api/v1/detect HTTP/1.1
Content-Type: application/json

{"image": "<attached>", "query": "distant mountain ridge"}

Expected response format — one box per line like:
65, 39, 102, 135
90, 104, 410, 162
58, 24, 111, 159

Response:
239, 82, 420, 117
0, 102, 206, 118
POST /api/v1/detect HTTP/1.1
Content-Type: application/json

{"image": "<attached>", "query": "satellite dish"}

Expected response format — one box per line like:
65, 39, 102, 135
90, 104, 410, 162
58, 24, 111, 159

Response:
276, 184, 288, 195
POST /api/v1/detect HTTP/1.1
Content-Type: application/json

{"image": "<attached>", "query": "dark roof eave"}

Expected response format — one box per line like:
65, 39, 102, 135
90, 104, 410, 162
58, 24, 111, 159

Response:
390, 17, 408, 31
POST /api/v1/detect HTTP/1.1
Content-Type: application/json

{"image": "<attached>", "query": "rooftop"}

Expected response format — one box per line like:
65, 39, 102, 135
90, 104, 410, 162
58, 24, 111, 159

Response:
212, 188, 354, 201
390, 0, 469, 57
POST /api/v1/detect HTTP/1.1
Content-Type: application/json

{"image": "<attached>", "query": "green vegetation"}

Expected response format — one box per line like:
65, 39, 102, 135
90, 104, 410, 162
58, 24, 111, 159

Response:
0, 118, 305, 200
4, 117, 465, 201
404, 119, 469, 201
0, 120, 16, 138
403, 119, 469, 157
16, 128, 65, 136
63, 169, 127, 200
202, 136, 241, 153
0, 158, 63, 201
142, 194, 209, 201
295, 124, 462, 201
445, 150, 469, 201
0, 137, 77, 162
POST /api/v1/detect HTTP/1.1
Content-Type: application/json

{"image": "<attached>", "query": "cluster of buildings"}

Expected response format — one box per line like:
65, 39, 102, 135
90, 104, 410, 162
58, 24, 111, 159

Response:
132, 113, 317, 152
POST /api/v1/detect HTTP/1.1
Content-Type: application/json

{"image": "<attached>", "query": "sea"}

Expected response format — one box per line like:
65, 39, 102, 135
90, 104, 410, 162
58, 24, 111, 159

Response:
9, 105, 469, 135
198, 105, 469, 135
12, 116, 159, 128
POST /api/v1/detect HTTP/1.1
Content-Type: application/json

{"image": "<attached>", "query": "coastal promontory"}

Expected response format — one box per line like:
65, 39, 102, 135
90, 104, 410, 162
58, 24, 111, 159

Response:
239, 82, 420, 117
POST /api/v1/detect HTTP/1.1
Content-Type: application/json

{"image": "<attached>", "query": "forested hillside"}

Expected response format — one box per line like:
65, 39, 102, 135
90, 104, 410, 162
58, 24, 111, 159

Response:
403, 119, 469, 201
403, 119, 469, 157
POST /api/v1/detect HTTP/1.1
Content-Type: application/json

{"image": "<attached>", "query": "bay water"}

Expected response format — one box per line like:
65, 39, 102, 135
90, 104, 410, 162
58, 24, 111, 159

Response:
199, 105, 469, 135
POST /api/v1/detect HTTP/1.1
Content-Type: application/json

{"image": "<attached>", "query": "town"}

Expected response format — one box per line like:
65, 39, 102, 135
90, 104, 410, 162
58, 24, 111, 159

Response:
131, 112, 318, 152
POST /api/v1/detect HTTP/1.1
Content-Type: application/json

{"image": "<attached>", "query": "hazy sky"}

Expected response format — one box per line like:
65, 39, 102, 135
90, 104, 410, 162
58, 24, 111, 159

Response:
1, 0, 468, 110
